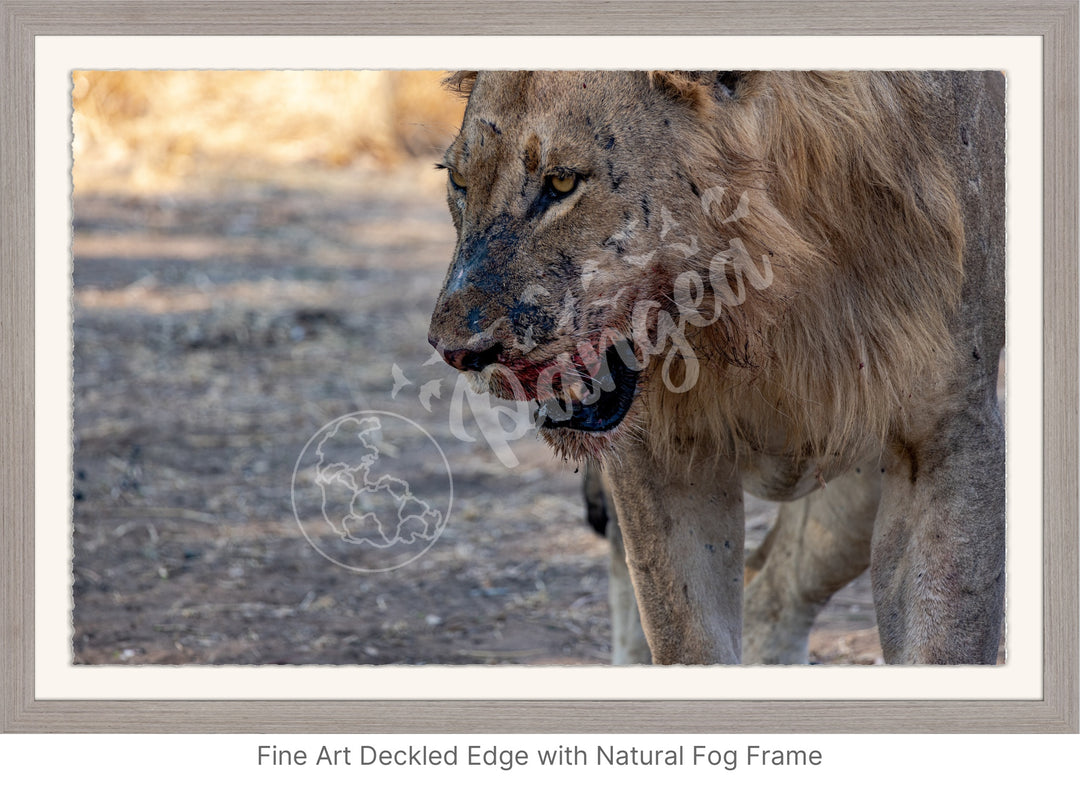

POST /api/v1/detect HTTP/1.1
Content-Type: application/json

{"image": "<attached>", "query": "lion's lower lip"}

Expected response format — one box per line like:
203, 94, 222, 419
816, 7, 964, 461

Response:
536, 343, 639, 432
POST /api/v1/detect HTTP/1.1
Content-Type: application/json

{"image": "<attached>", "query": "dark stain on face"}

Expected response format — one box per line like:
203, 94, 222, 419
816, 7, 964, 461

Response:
466, 306, 486, 334
676, 169, 701, 197
607, 160, 625, 190
604, 234, 629, 255
508, 301, 555, 338
556, 251, 580, 282
445, 217, 521, 296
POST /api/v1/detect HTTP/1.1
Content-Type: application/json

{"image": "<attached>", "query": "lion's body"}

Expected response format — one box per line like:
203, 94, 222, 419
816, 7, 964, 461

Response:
429, 71, 1006, 664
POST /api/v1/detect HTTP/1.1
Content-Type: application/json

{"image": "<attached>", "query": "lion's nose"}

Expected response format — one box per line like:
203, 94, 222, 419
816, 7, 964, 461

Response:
429, 335, 506, 372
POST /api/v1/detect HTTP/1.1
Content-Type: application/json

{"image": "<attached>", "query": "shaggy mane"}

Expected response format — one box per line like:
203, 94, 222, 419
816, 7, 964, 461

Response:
645, 72, 965, 470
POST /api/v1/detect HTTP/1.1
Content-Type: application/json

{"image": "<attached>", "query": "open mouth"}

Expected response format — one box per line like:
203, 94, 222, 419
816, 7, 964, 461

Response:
535, 341, 640, 432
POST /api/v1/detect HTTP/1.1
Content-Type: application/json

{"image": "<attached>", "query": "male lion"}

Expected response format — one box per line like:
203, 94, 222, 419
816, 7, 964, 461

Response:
428, 71, 1005, 665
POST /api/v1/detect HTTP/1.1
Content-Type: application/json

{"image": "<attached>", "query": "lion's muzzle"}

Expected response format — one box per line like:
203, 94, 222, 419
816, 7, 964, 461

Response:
534, 340, 641, 432
428, 333, 506, 373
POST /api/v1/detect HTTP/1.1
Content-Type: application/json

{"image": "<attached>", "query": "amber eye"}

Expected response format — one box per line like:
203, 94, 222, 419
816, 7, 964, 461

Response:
549, 173, 577, 194
449, 169, 467, 190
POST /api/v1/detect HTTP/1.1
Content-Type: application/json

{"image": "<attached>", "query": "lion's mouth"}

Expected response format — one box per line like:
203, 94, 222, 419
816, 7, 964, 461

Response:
534, 342, 640, 433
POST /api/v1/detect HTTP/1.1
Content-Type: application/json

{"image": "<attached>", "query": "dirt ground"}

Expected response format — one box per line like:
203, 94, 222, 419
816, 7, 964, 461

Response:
71, 160, 888, 667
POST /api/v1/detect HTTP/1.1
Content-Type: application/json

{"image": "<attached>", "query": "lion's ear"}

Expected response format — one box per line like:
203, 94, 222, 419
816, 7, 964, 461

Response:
443, 71, 478, 99
650, 71, 712, 105
650, 70, 743, 105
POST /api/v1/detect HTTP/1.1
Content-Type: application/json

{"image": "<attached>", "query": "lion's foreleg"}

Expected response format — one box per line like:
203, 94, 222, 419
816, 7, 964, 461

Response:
870, 408, 1006, 664
583, 462, 650, 664
742, 468, 880, 664
605, 446, 745, 664
607, 518, 652, 664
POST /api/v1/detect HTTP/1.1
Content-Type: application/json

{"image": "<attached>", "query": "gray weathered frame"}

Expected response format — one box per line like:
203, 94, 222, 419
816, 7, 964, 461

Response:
1, 1, 1076, 733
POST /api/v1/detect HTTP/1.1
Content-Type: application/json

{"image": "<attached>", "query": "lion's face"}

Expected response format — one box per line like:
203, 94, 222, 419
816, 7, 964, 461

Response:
428, 71, 706, 458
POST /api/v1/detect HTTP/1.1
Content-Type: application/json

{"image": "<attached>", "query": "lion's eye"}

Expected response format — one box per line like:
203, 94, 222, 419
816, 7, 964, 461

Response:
548, 173, 578, 195
449, 169, 467, 190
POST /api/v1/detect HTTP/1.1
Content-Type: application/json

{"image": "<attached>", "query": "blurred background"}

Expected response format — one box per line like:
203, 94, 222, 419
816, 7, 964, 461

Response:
72, 71, 463, 191
70, 71, 882, 666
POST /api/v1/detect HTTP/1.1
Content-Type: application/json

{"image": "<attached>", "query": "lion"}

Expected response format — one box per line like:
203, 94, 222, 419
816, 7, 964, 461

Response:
428, 71, 1005, 665
583, 459, 883, 664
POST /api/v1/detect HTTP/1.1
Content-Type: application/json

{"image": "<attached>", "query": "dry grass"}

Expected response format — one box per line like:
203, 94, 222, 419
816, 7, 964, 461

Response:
72, 70, 464, 193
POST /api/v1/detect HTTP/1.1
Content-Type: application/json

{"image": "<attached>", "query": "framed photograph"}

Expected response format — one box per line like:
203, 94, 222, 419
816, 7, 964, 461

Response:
2, 1, 1076, 734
